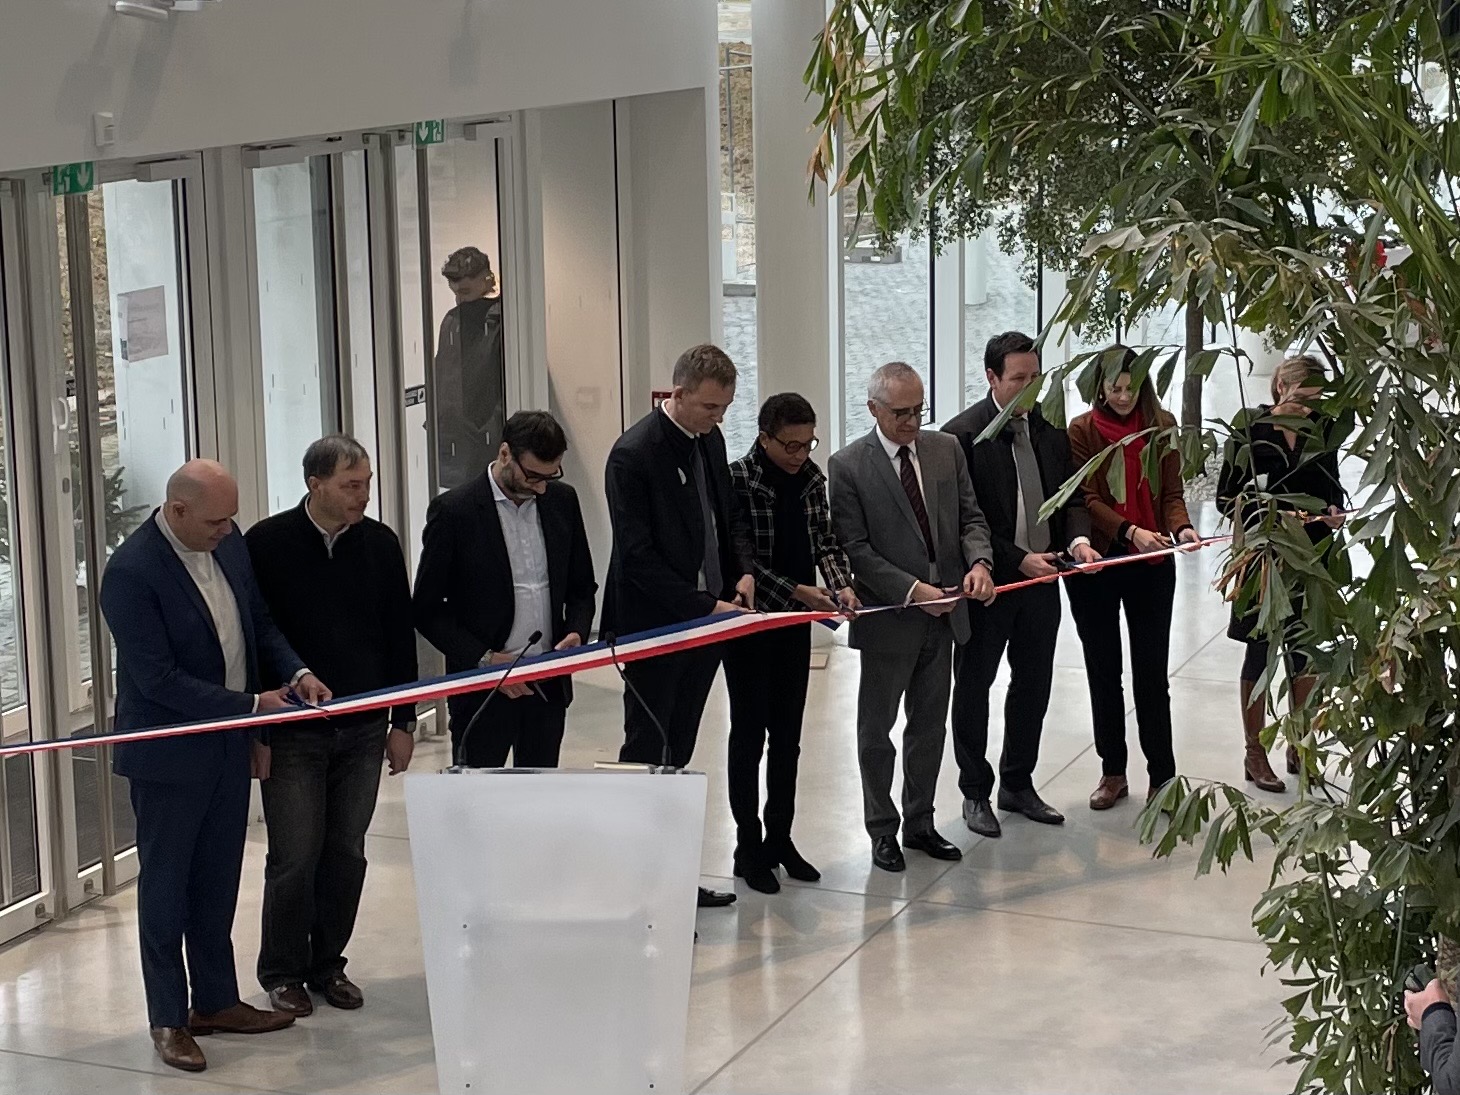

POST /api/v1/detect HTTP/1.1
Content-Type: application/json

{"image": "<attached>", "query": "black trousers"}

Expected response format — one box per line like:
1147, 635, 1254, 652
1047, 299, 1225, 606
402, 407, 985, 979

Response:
130, 765, 249, 1027
619, 645, 722, 768
1064, 558, 1178, 786
722, 624, 812, 851
950, 581, 1060, 800
450, 687, 567, 769
257, 719, 387, 991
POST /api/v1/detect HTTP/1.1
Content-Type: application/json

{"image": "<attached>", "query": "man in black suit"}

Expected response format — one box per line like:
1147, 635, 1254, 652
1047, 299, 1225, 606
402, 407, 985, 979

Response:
942, 332, 1100, 837
415, 410, 597, 767
100, 460, 330, 1072
602, 343, 755, 908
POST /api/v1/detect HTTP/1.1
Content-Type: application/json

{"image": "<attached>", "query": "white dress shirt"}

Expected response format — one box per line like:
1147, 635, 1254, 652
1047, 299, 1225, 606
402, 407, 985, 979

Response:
490, 468, 553, 656
663, 404, 716, 592
305, 497, 347, 557
155, 510, 254, 706
989, 395, 1091, 555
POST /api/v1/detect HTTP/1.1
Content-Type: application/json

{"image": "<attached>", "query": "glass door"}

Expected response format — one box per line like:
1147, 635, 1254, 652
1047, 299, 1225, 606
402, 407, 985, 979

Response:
394, 121, 521, 572
19, 159, 206, 910
0, 184, 56, 944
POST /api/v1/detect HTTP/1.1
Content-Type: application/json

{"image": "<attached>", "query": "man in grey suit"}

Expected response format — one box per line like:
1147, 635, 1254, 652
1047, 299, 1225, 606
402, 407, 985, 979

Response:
829, 362, 996, 873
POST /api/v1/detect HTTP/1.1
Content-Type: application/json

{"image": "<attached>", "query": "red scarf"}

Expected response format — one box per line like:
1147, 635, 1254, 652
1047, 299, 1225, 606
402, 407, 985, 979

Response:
1090, 405, 1160, 536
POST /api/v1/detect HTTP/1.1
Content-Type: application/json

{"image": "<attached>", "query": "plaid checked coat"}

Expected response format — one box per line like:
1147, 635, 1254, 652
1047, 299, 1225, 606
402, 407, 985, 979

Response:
728, 447, 855, 613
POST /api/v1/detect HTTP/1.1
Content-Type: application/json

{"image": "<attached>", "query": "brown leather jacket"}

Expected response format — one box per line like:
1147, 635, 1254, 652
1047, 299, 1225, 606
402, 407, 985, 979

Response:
1066, 408, 1193, 555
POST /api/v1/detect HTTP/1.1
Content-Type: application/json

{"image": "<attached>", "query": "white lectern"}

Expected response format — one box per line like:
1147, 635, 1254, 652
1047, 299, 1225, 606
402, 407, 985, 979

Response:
404, 768, 708, 1095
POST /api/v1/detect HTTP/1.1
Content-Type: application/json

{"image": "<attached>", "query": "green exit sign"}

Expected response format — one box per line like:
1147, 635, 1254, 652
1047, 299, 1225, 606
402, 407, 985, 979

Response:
51, 161, 96, 197
414, 120, 445, 147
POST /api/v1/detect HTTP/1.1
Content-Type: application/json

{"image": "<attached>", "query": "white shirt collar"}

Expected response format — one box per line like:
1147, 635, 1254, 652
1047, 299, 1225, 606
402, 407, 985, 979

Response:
661, 402, 698, 439
156, 508, 206, 558
875, 423, 914, 461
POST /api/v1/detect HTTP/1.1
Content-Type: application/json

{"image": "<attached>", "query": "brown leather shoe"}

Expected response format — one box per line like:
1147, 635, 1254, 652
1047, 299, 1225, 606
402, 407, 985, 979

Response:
1089, 775, 1129, 811
151, 1026, 206, 1072
309, 972, 364, 1010
268, 984, 314, 1018
189, 1001, 295, 1036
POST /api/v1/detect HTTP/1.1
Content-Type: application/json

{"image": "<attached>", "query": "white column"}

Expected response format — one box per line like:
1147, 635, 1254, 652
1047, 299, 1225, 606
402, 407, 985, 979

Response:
751, 0, 835, 434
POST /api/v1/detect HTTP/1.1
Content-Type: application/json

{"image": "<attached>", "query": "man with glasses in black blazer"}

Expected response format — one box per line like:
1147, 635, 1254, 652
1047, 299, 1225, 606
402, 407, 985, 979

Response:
415, 411, 598, 768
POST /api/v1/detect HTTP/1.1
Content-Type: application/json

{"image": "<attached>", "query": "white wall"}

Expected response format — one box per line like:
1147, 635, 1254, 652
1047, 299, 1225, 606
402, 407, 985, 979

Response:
1, 0, 715, 172
616, 88, 720, 422
531, 101, 621, 589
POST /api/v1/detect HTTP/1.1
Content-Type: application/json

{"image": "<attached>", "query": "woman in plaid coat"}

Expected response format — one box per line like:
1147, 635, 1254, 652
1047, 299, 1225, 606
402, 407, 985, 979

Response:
724, 393, 861, 894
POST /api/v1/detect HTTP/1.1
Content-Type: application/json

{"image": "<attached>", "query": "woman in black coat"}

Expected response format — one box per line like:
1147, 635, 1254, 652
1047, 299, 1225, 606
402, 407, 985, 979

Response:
1215, 354, 1345, 793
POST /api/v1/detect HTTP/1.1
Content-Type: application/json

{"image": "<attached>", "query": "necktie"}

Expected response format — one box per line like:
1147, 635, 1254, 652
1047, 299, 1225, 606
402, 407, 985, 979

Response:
896, 445, 936, 562
1010, 418, 1051, 553
691, 440, 724, 595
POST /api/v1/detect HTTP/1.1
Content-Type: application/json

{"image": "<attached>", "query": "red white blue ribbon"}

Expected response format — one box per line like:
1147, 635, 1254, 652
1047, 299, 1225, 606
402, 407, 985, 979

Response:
0, 536, 1228, 758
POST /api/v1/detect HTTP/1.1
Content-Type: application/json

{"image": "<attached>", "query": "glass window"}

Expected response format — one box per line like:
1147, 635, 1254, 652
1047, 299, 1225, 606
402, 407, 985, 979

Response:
718, 8, 758, 457
252, 160, 337, 514
962, 213, 1039, 406
844, 218, 931, 440
394, 144, 430, 572
340, 150, 380, 519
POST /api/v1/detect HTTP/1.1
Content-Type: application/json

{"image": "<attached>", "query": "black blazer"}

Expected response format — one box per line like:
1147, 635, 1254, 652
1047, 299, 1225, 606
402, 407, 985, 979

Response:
601, 408, 755, 635
942, 397, 1091, 585
413, 472, 598, 704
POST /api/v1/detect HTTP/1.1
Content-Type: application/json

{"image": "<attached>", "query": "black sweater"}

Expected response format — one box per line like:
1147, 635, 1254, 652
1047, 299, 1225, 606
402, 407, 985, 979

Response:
246, 501, 418, 729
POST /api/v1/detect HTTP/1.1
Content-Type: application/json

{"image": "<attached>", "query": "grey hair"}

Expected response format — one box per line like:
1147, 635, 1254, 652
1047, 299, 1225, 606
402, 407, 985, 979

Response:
867, 361, 922, 405
303, 435, 370, 483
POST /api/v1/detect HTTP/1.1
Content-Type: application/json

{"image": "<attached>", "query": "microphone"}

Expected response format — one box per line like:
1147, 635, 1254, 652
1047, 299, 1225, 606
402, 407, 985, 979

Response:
453, 630, 543, 768
603, 631, 673, 770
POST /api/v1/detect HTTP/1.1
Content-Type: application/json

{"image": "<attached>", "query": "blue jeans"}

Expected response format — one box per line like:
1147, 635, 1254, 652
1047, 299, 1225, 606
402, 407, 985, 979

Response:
257, 719, 387, 990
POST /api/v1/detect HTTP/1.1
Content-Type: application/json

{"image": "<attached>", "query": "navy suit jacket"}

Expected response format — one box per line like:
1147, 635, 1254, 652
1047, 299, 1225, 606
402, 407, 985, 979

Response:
100, 513, 305, 784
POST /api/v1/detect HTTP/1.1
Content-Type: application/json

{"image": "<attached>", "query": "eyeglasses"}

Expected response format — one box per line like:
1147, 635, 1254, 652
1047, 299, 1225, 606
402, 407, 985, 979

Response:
510, 450, 564, 484
769, 435, 820, 455
878, 402, 928, 423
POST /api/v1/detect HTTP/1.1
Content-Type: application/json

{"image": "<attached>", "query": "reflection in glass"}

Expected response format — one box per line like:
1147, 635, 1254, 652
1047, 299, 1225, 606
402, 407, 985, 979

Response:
253, 160, 336, 514
843, 220, 931, 441
963, 213, 1039, 406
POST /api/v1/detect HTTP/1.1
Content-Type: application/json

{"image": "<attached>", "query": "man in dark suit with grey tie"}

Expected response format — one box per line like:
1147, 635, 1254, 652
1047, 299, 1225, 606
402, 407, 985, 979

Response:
828, 362, 996, 873
942, 331, 1101, 838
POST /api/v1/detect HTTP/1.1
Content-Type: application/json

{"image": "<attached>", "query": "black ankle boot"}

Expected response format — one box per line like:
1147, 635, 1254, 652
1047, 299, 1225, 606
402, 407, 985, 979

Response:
767, 836, 820, 883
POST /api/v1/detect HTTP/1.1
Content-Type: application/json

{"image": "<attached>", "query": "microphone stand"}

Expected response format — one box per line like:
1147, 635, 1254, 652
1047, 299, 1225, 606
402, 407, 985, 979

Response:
603, 631, 674, 770
452, 629, 543, 769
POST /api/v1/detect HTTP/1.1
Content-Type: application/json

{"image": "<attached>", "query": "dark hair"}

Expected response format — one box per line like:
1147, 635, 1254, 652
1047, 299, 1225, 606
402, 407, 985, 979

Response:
758, 393, 817, 437
303, 434, 369, 484
441, 246, 493, 281
1093, 345, 1163, 422
502, 410, 568, 463
984, 331, 1037, 378
671, 344, 737, 390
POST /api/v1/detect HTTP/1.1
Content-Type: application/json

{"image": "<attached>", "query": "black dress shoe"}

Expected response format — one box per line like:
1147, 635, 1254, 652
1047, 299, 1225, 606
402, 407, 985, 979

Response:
962, 798, 1002, 838
268, 984, 314, 1018
307, 972, 364, 1010
997, 787, 1065, 825
740, 866, 780, 894
769, 838, 821, 883
697, 886, 737, 907
903, 829, 962, 861
871, 835, 905, 872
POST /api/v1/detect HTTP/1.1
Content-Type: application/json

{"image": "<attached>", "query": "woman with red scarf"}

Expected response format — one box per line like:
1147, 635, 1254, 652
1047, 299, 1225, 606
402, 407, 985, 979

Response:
1065, 348, 1200, 810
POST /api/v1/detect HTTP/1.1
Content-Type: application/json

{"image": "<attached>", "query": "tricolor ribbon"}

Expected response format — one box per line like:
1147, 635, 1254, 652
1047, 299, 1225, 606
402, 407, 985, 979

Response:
0, 535, 1230, 759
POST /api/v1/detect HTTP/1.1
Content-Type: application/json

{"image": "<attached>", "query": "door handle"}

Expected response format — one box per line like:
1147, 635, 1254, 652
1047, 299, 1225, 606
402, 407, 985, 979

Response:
53, 395, 71, 458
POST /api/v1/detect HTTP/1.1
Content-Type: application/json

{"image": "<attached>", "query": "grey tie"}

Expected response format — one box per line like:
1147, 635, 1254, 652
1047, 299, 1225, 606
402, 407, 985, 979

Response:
1011, 417, 1051, 553
691, 440, 724, 595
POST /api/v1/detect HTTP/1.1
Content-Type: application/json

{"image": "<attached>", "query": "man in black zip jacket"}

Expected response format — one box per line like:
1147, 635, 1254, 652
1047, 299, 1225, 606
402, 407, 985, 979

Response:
245, 435, 418, 1019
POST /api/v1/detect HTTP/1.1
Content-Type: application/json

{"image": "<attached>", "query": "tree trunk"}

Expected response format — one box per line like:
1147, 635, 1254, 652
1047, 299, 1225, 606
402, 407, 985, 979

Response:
1181, 295, 1204, 428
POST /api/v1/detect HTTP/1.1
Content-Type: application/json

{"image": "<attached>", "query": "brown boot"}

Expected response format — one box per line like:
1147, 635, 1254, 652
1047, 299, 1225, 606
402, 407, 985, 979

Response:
1089, 775, 1129, 811
1286, 744, 1300, 776
1243, 728, 1286, 792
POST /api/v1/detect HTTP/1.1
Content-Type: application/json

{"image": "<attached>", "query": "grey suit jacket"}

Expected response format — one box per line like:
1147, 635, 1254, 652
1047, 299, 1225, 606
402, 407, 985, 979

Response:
828, 428, 994, 650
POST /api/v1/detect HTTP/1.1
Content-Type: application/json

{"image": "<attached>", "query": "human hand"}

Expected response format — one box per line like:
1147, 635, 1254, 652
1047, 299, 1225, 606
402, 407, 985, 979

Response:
295, 673, 332, 705
962, 562, 996, 605
486, 651, 532, 699
733, 574, 756, 611
385, 728, 415, 775
836, 586, 862, 616
1177, 527, 1203, 550
910, 581, 955, 616
1406, 979, 1451, 1030
1321, 506, 1345, 530
714, 599, 752, 616
793, 584, 840, 613
1129, 528, 1172, 553
250, 740, 271, 781
554, 632, 583, 651
1018, 552, 1061, 579
256, 688, 292, 714
1069, 542, 1102, 565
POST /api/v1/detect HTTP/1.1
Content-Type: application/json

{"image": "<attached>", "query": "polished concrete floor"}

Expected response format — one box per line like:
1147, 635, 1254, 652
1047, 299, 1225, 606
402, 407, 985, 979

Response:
0, 498, 1303, 1093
